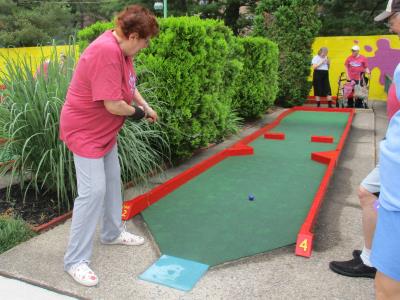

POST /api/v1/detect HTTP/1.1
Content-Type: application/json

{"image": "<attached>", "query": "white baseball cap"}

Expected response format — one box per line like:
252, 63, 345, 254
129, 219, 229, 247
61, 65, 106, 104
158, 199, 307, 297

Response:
375, 0, 400, 22
351, 45, 360, 51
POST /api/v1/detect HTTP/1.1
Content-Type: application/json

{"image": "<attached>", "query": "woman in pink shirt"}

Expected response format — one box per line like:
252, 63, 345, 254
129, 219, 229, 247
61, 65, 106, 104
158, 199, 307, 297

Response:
344, 45, 371, 108
60, 5, 159, 287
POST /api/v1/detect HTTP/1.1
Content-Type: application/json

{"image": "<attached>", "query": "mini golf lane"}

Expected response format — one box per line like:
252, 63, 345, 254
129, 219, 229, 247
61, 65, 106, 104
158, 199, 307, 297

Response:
123, 108, 354, 267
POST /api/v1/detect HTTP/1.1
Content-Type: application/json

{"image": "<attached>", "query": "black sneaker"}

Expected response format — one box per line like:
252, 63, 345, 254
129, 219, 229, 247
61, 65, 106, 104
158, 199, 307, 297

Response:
329, 255, 376, 279
352, 249, 361, 258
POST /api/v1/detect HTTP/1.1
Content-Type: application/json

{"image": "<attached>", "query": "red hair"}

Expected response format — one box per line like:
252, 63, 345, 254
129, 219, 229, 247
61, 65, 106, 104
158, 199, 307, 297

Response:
115, 5, 159, 39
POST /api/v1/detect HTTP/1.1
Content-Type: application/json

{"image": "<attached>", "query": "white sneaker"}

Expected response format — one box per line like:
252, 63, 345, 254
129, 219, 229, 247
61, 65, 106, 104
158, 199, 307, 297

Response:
67, 263, 98, 287
102, 225, 145, 246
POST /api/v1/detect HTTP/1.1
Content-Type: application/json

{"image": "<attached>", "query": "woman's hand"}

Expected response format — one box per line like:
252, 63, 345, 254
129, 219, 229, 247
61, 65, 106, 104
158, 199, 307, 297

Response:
145, 107, 158, 123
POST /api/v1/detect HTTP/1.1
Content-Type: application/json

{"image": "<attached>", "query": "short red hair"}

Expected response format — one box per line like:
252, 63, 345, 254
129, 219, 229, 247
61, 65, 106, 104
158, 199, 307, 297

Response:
115, 5, 159, 39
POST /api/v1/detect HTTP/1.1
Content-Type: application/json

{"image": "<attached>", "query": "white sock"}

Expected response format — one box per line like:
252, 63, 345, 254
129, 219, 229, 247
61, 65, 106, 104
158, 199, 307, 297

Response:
360, 246, 373, 267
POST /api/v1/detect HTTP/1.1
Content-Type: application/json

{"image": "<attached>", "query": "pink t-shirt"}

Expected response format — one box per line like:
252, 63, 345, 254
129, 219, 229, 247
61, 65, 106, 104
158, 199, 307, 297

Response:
388, 84, 400, 121
345, 55, 368, 80
60, 30, 136, 158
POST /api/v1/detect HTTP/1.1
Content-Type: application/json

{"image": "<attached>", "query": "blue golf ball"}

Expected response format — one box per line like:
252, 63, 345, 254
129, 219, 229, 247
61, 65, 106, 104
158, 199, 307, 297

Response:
248, 194, 255, 201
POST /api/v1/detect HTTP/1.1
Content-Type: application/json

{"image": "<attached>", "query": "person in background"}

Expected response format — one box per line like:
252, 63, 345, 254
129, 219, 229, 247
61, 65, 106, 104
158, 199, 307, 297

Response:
34, 53, 67, 79
344, 45, 371, 108
312, 47, 333, 108
60, 5, 158, 287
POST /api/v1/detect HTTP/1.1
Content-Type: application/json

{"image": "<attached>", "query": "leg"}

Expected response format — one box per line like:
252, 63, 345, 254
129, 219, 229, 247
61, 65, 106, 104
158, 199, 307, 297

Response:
347, 96, 354, 108
316, 96, 321, 107
100, 144, 123, 242
329, 167, 379, 278
327, 95, 332, 108
100, 143, 144, 246
359, 165, 380, 251
376, 272, 400, 300
358, 186, 378, 251
64, 155, 106, 271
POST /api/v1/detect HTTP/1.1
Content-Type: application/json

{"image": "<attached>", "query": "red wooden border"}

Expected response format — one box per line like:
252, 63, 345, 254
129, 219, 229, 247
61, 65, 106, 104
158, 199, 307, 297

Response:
264, 132, 285, 140
32, 211, 73, 233
306, 96, 338, 105
311, 136, 334, 144
296, 107, 355, 257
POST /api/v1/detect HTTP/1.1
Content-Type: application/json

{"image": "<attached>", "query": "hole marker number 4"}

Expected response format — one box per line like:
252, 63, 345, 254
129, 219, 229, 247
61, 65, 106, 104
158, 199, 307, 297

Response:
299, 239, 308, 252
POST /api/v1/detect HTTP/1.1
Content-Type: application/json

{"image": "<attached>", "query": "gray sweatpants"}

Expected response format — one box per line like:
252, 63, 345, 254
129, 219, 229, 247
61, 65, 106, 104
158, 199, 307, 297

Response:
64, 144, 123, 271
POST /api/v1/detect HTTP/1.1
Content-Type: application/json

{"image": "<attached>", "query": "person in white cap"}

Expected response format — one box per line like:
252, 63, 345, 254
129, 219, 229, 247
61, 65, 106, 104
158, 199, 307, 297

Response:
344, 44, 370, 107
370, 1, 400, 298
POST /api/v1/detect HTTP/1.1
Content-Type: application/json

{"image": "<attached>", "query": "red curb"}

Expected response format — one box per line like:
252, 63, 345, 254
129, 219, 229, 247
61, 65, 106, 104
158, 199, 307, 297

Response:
32, 211, 73, 233
311, 135, 334, 143
264, 132, 285, 140
295, 108, 355, 258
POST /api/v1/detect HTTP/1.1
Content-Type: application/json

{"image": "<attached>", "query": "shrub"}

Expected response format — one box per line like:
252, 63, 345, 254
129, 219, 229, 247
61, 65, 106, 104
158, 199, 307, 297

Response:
234, 36, 279, 118
0, 216, 36, 254
254, 0, 321, 107
136, 17, 244, 160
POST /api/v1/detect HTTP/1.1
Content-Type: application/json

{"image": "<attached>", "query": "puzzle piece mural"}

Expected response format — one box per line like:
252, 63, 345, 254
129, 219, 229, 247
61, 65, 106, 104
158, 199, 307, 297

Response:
311, 35, 400, 101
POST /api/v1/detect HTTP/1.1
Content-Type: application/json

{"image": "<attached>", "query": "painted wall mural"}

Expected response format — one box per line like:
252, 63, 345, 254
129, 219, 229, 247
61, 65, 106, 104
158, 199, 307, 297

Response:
311, 35, 400, 101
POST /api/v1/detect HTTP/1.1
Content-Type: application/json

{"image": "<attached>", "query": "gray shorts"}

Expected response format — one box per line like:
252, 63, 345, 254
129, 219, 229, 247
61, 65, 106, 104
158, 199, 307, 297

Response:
360, 165, 380, 194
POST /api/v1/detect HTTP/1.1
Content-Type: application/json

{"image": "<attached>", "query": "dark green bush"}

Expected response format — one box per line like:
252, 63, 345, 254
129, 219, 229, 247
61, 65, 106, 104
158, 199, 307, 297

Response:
234, 37, 279, 118
254, 0, 321, 107
136, 17, 244, 160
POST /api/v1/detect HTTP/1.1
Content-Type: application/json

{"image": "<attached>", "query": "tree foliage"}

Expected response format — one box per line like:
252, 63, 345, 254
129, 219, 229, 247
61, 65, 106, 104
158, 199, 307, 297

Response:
254, 0, 321, 107
0, 0, 73, 47
317, 0, 387, 36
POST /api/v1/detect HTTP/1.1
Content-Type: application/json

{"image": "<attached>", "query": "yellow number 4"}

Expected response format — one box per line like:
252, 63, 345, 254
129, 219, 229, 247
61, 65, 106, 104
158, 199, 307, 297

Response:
299, 239, 308, 252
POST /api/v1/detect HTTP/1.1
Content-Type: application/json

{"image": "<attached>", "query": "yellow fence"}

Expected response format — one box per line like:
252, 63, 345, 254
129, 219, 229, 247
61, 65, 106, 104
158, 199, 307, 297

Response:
311, 35, 400, 101
0, 45, 73, 83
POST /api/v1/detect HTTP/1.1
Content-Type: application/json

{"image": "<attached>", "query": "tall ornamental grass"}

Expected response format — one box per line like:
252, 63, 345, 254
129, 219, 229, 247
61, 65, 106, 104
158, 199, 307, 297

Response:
0, 45, 170, 214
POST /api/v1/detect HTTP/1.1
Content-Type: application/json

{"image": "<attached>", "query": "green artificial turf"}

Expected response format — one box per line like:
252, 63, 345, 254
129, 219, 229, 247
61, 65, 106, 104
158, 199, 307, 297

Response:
142, 111, 350, 266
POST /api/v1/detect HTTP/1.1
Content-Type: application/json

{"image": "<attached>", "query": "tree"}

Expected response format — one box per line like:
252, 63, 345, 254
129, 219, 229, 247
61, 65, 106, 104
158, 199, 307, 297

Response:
0, 0, 73, 47
254, 0, 321, 107
317, 0, 387, 36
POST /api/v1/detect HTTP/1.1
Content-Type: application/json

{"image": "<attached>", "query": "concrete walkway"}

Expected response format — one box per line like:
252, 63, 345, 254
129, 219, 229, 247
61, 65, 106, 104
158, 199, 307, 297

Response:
0, 102, 387, 299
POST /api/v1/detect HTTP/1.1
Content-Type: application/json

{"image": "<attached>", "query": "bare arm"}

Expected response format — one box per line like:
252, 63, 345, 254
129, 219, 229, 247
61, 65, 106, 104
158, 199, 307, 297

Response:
104, 100, 135, 116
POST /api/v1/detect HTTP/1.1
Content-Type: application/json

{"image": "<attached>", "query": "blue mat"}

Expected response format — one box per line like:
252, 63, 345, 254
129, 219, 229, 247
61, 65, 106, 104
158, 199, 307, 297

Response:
139, 255, 209, 291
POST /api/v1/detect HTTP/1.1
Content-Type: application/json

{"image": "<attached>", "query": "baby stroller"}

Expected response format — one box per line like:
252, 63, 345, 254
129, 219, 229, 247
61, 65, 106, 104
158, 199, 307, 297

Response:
336, 72, 370, 108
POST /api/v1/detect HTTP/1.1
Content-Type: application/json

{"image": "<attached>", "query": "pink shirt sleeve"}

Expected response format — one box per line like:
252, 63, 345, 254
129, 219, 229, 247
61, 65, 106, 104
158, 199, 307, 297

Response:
91, 62, 124, 101
87, 46, 124, 102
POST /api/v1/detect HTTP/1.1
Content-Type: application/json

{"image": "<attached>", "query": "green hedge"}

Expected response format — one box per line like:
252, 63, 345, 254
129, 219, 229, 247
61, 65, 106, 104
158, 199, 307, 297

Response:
77, 17, 279, 160
234, 37, 279, 118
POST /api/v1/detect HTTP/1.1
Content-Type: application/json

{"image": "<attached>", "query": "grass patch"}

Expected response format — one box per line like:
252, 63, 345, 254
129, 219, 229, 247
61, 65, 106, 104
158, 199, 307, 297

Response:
0, 215, 36, 254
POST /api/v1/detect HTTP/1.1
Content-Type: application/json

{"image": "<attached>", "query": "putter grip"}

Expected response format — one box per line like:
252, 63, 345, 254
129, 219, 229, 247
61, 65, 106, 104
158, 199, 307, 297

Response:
129, 105, 146, 121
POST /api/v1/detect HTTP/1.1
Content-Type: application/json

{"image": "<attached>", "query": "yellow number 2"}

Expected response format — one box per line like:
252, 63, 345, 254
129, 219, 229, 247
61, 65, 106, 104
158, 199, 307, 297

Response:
299, 239, 308, 252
